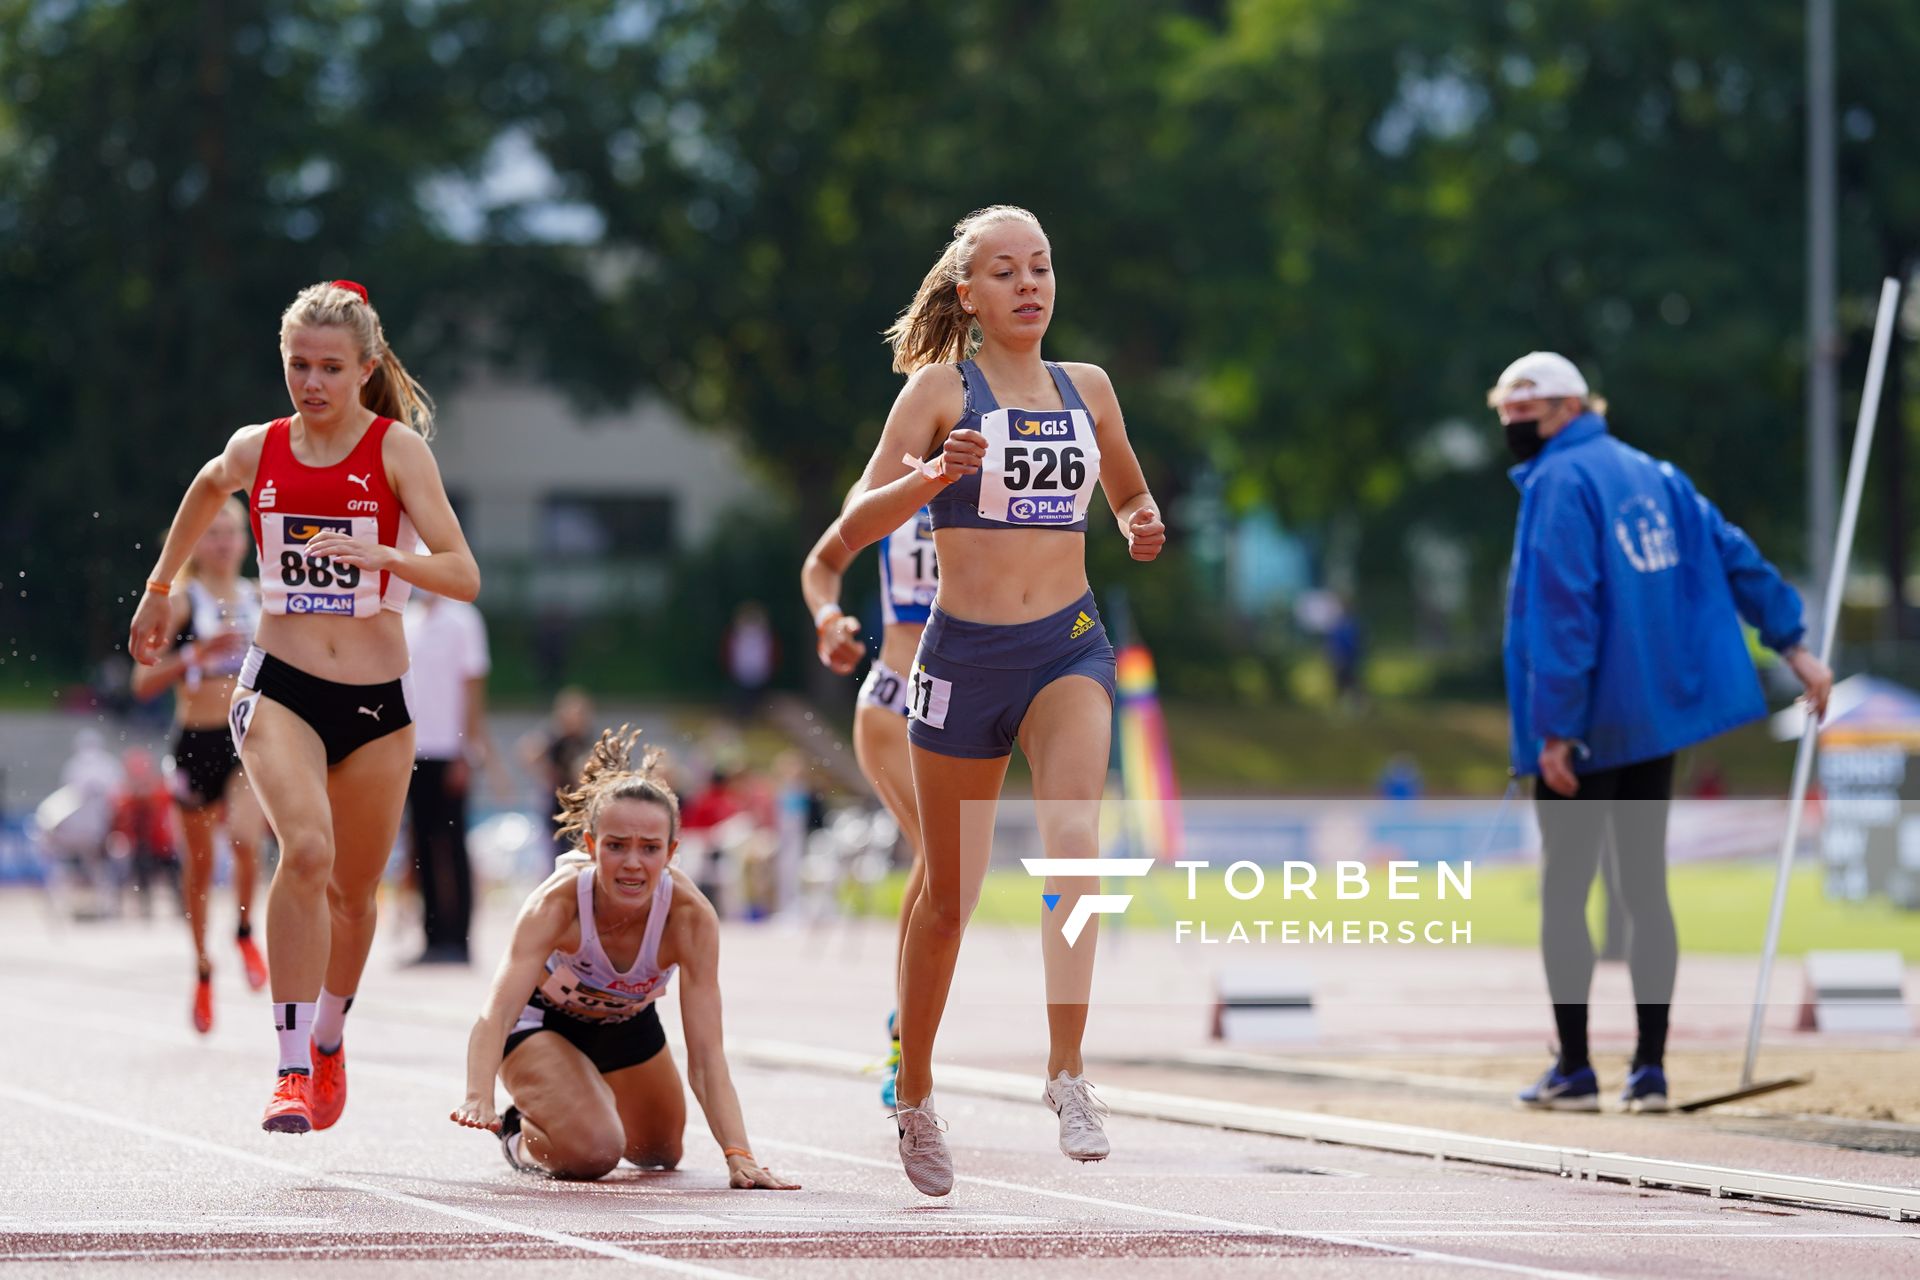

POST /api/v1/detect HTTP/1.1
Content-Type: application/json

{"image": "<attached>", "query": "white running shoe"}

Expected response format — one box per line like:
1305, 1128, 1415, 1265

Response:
1044, 1070, 1111, 1162
893, 1095, 954, 1196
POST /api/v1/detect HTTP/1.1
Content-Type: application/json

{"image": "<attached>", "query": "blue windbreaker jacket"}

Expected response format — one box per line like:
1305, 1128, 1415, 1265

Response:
1503, 414, 1805, 776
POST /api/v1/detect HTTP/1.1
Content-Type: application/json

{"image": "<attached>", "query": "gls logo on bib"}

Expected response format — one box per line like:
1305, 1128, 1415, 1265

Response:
1014, 413, 1076, 439
284, 516, 352, 544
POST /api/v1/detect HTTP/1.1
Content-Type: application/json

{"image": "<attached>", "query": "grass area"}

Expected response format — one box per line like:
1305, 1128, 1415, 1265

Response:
1157, 700, 1799, 795
854, 862, 1918, 958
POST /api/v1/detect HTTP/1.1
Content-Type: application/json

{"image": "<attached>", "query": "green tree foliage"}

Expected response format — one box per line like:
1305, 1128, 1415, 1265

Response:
0, 0, 586, 669
4, 0, 1917, 690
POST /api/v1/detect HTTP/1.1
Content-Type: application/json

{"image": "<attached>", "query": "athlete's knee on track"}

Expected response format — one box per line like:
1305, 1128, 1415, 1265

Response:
548, 1133, 626, 1180
626, 1139, 682, 1170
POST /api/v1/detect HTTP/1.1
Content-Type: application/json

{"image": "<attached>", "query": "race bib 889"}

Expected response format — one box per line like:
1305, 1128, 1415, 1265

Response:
259, 513, 381, 618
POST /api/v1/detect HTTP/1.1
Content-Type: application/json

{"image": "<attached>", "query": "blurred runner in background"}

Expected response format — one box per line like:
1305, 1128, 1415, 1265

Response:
130, 496, 269, 1032
802, 496, 936, 1108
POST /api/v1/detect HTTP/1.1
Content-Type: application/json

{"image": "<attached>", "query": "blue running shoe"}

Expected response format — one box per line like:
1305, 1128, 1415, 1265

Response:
880, 1009, 901, 1110
1621, 1065, 1669, 1113
1517, 1062, 1599, 1111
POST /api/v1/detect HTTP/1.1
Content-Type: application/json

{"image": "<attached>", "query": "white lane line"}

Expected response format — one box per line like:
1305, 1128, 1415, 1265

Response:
0, 1217, 336, 1232
7, 993, 1908, 1264
1342, 1231, 1920, 1240
756, 1137, 1613, 1280
0, 1081, 751, 1280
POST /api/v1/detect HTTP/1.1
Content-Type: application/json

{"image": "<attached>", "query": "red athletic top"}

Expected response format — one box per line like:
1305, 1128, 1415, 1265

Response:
248, 416, 416, 618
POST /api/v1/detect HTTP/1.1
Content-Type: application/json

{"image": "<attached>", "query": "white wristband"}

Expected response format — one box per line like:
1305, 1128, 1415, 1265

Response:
813, 603, 845, 631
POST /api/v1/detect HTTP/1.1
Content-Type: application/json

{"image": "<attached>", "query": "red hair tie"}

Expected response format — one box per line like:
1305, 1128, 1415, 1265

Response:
333, 279, 369, 303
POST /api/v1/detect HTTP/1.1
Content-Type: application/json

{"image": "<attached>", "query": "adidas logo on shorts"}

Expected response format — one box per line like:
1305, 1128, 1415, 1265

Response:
1069, 610, 1094, 639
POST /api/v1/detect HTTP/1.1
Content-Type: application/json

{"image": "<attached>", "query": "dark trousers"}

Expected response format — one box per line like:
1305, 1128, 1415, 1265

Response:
1535, 753, 1676, 1068
407, 758, 472, 959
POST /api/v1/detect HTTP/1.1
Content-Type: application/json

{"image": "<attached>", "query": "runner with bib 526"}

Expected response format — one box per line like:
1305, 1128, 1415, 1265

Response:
840, 205, 1165, 1196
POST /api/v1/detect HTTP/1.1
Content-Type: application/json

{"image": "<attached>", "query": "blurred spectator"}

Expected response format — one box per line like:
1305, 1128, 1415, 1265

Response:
403, 592, 498, 965
682, 765, 745, 835
1377, 754, 1422, 800
534, 604, 572, 693
1326, 595, 1365, 710
773, 751, 826, 915
724, 601, 778, 720
110, 748, 181, 917
518, 687, 595, 855
1686, 760, 1728, 799
61, 728, 123, 819
42, 729, 124, 912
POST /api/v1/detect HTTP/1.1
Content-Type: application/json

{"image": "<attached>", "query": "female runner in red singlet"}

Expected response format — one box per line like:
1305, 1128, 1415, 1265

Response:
129, 280, 479, 1133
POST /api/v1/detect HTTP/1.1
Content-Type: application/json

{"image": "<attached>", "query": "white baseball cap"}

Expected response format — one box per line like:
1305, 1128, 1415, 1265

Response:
1487, 351, 1589, 406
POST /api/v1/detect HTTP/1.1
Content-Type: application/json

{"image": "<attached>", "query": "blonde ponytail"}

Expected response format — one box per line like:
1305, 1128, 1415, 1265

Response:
884, 205, 1044, 375
280, 280, 437, 440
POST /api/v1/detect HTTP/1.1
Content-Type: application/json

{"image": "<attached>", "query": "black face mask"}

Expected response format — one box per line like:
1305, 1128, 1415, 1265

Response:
1503, 418, 1545, 462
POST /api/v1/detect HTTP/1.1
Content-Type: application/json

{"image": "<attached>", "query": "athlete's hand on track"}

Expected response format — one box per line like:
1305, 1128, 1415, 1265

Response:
450, 1097, 501, 1132
1125, 506, 1166, 562
727, 1154, 801, 1190
301, 532, 393, 573
1538, 738, 1578, 797
1785, 645, 1834, 721
938, 428, 988, 480
128, 592, 175, 666
817, 614, 865, 675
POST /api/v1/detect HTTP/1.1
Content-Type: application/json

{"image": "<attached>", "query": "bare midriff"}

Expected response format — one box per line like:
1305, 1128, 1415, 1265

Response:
254, 610, 410, 685
928, 525, 1089, 625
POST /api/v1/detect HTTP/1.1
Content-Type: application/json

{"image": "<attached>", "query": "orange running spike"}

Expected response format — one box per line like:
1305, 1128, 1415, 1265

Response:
236, 936, 268, 991
309, 1043, 347, 1130
192, 979, 213, 1035
261, 1072, 313, 1134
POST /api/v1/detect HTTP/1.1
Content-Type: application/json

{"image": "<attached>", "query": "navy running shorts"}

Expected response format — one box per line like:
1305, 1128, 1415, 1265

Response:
906, 589, 1116, 760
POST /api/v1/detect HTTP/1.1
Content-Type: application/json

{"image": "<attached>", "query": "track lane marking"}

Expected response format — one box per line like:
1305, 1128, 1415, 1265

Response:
756, 1137, 1614, 1280
0, 1081, 752, 1279
6, 988, 1912, 1272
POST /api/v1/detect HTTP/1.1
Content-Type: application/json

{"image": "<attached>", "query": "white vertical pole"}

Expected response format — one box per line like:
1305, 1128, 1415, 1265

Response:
1807, 0, 1839, 606
1742, 277, 1902, 1087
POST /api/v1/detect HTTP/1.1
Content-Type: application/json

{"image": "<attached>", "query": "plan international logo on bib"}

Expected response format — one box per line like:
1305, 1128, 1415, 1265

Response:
287, 593, 355, 615
1008, 495, 1077, 524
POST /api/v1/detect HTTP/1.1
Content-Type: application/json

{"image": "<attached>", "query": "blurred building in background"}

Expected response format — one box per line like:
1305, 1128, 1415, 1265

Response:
433, 373, 771, 615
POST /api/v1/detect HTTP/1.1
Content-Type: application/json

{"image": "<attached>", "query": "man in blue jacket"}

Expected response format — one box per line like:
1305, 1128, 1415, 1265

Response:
1494, 351, 1832, 1113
